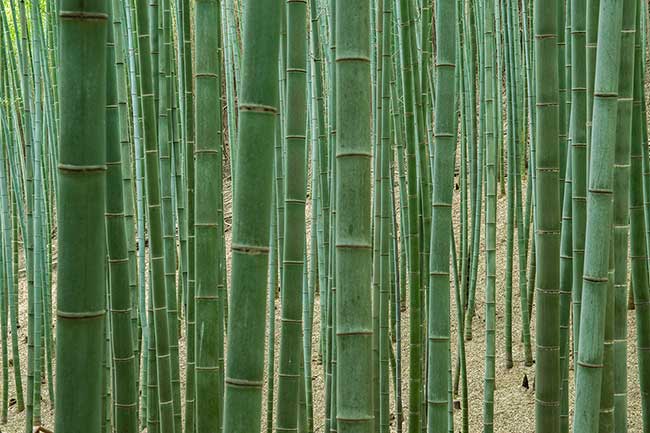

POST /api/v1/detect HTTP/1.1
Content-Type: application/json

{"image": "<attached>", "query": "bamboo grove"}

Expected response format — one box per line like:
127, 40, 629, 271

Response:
0, 0, 650, 432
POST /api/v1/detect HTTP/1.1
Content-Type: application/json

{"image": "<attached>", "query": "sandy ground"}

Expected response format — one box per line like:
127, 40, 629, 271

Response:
0, 174, 644, 433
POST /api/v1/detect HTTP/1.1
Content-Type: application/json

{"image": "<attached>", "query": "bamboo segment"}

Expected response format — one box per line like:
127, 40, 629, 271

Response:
571, 0, 588, 368
20, 0, 35, 429
0, 18, 25, 412
30, 2, 44, 427
194, 0, 224, 430
613, 1, 637, 431
426, 0, 457, 431
276, 0, 308, 432
222, 2, 282, 433
157, 0, 182, 428
533, 0, 562, 431
55, 1, 108, 432
482, 0, 498, 430
559, 147, 573, 433
395, 1, 422, 430
573, 0, 624, 431
182, 0, 196, 426
266, 184, 278, 433
137, 0, 176, 427
106, 17, 138, 433
630, 30, 650, 431
335, 1, 373, 433
378, 1, 392, 432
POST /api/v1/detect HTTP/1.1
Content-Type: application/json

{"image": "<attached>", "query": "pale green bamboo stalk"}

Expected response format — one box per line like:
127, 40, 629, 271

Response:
426, 0, 457, 430
612, 2, 637, 431
222, 2, 282, 432
105, 16, 138, 432
573, 1, 624, 431
335, 1, 372, 433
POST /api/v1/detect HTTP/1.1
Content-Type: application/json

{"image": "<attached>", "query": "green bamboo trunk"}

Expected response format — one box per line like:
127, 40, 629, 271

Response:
503, 0, 515, 369
523, 0, 538, 335
182, 0, 196, 426
157, 1, 182, 429
105, 18, 138, 432
465, 0, 484, 342
378, 1, 392, 432
122, 0, 149, 423
452, 52, 470, 428
266, 185, 278, 433
335, 1, 372, 433
138, 0, 176, 427
372, 1, 383, 420
513, 30, 533, 367
103, 313, 111, 433
482, 1, 498, 430
612, 1, 637, 431
147, 274, 160, 433
133, 0, 154, 429
0, 94, 20, 420
630, 33, 650, 431
585, 0, 598, 166
599, 234, 615, 433
572, 0, 624, 431
0, 26, 24, 412
557, 1, 567, 201
325, 2, 337, 431
304, 159, 316, 433
571, 0, 587, 367
309, 0, 330, 365
559, 146, 572, 433
533, 0, 562, 431
194, 0, 223, 430
30, 2, 45, 426
222, 2, 282, 432
55, 1, 108, 432
276, 0, 308, 431
112, 0, 138, 372
8, 165, 23, 414
426, 0, 457, 430
0, 195, 6, 424
395, 0, 422, 429
574, 0, 599, 360
19, 0, 36, 429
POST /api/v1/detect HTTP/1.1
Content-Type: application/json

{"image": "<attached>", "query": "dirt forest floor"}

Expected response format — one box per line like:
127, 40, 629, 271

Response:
0, 175, 644, 433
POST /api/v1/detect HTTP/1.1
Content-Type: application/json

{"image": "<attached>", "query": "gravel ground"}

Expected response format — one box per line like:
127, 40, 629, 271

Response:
0, 175, 644, 433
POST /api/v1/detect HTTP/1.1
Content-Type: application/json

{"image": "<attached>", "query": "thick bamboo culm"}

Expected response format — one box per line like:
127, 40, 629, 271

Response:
0, 1, 646, 433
